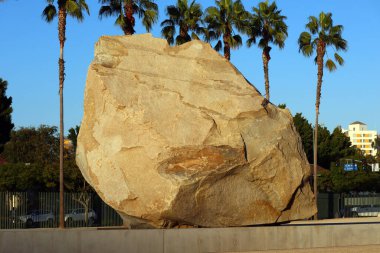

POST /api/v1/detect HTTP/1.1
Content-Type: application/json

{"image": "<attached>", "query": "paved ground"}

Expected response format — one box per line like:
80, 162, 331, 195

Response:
224, 217, 380, 252
234, 244, 380, 252
287, 217, 380, 225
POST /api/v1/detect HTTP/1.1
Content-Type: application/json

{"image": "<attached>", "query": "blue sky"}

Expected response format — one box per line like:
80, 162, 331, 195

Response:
0, 0, 379, 134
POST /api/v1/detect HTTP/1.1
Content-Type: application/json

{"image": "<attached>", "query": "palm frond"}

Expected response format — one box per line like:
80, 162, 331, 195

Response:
246, 1, 287, 51
161, 19, 175, 27
141, 9, 158, 32
214, 40, 222, 52
99, 0, 121, 19
161, 25, 175, 45
191, 32, 200, 40
246, 37, 256, 47
115, 14, 125, 27
139, 0, 158, 12
66, 0, 83, 21
325, 59, 337, 71
99, 6, 113, 18
306, 16, 319, 34
321, 12, 333, 32
334, 53, 344, 65
166, 5, 180, 22
42, 4, 57, 23
298, 31, 314, 56
78, 0, 90, 15
230, 34, 242, 49
176, 33, 191, 45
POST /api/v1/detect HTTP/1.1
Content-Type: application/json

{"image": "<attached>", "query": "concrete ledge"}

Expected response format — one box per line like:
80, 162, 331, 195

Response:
1, 220, 380, 253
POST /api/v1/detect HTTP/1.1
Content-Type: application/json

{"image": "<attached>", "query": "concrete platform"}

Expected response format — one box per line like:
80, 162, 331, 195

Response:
1, 218, 380, 253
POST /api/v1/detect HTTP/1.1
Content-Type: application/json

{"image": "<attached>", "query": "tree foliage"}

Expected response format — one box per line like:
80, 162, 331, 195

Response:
293, 113, 313, 162
298, 12, 347, 202
326, 163, 380, 193
298, 12, 347, 71
0, 78, 14, 153
161, 0, 204, 45
42, 0, 90, 23
292, 113, 356, 169
68, 125, 80, 152
99, 0, 158, 35
204, 0, 248, 60
246, 1, 287, 100
2, 126, 59, 165
0, 126, 85, 192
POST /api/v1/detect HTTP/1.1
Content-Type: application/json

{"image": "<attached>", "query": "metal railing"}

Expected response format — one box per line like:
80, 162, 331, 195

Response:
0, 191, 123, 229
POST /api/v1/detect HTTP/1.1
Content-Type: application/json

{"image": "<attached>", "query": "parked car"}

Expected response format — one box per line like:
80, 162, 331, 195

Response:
19, 210, 55, 227
351, 205, 380, 217
64, 208, 97, 225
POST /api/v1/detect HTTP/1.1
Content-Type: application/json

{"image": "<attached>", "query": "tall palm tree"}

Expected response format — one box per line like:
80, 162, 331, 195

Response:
99, 0, 158, 35
42, 0, 89, 229
161, 0, 204, 45
298, 12, 347, 218
204, 0, 248, 60
246, 1, 287, 101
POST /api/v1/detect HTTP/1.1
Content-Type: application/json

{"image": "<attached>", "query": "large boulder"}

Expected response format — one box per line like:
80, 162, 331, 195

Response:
77, 34, 316, 228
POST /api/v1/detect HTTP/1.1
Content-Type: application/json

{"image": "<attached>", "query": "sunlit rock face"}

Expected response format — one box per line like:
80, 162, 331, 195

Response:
76, 34, 316, 228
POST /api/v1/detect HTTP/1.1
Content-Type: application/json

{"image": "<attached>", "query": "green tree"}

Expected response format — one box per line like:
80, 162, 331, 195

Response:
317, 125, 332, 169
375, 135, 380, 162
0, 163, 44, 192
329, 126, 356, 163
298, 12, 347, 212
2, 126, 59, 165
246, 1, 287, 101
0, 78, 14, 153
161, 0, 204, 45
0, 126, 86, 192
68, 125, 80, 152
293, 113, 313, 163
99, 0, 158, 35
204, 0, 248, 60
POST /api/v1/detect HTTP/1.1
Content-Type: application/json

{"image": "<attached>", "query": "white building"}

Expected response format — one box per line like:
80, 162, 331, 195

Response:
343, 121, 378, 156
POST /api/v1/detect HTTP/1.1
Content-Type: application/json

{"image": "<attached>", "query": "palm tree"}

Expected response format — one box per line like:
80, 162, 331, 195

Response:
42, 0, 89, 229
161, 0, 204, 45
246, 1, 287, 101
204, 0, 248, 60
298, 12, 347, 218
99, 0, 158, 35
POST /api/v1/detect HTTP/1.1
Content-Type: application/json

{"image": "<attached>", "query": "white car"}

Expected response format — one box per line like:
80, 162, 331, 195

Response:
64, 208, 97, 225
352, 206, 380, 217
19, 210, 55, 227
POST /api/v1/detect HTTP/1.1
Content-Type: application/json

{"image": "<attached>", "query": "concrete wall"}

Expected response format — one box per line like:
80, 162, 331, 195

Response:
1, 223, 380, 253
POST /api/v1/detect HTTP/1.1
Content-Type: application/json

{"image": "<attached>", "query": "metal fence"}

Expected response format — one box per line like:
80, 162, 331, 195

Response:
317, 193, 380, 219
0, 192, 28, 229
3, 191, 380, 229
344, 195, 380, 207
317, 193, 341, 219
0, 191, 123, 229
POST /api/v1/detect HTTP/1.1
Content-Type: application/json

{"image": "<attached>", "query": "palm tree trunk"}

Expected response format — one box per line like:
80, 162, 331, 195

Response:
223, 33, 231, 61
58, 7, 66, 229
262, 49, 270, 101
180, 26, 189, 43
123, 1, 135, 35
313, 41, 325, 220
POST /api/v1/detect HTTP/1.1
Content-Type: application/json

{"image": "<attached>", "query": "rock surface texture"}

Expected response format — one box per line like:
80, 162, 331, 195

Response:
77, 34, 317, 228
